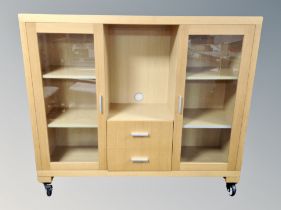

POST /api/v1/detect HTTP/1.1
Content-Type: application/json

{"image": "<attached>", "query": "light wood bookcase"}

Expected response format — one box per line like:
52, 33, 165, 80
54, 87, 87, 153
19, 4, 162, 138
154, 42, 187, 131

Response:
19, 14, 262, 196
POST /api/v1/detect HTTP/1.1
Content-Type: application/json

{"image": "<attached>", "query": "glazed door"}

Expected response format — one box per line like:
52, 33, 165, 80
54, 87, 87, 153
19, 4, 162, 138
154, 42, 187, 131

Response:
25, 23, 107, 170
172, 25, 255, 171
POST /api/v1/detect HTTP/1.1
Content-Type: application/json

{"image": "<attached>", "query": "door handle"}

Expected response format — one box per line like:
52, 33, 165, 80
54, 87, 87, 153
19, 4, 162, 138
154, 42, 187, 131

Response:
99, 95, 103, 114
178, 96, 183, 114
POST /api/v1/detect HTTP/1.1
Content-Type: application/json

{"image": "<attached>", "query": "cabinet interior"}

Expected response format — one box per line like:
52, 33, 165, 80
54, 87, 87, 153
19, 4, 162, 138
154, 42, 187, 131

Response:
43, 79, 97, 128
181, 35, 243, 164
38, 33, 99, 163
105, 25, 179, 121
48, 128, 98, 162
183, 80, 237, 128
181, 129, 230, 162
38, 33, 96, 79
28, 22, 254, 168
186, 35, 243, 80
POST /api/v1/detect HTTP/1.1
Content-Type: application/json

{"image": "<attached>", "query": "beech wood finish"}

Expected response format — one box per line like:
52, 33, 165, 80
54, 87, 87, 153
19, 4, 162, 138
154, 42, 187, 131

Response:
19, 14, 262, 184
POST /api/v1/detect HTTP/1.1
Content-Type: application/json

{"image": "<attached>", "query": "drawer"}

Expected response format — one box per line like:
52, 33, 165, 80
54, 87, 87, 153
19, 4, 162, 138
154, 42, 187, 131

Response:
107, 121, 173, 171
107, 121, 173, 149
107, 147, 172, 171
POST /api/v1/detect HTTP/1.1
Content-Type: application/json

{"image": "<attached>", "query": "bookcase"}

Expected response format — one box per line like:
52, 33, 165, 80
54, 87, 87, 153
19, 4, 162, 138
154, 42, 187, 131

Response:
19, 14, 262, 196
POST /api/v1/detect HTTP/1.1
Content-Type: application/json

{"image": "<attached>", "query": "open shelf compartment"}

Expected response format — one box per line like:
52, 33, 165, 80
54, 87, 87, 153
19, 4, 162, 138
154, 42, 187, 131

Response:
105, 24, 180, 120
108, 103, 173, 121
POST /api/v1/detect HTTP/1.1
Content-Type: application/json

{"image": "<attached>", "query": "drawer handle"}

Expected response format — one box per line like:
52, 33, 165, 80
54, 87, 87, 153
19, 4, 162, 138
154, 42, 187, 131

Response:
131, 156, 149, 163
130, 132, 149, 137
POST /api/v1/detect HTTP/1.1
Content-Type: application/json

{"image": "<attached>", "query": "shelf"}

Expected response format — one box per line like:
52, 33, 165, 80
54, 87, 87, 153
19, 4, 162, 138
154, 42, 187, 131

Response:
183, 109, 231, 128
181, 146, 228, 162
108, 103, 173, 121
186, 68, 238, 80
51, 146, 98, 162
43, 66, 96, 79
48, 108, 98, 128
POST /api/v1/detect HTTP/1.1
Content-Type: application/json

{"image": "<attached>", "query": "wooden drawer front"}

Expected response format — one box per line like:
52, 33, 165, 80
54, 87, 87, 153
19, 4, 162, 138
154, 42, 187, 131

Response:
107, 147, 172, 171
107, 121, 173, 171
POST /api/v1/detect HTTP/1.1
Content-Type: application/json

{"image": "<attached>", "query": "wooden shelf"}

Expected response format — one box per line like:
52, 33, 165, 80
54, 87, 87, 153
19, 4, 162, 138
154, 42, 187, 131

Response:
48, 108, 98, 128
181, 146, 228, 162
186, 68, 238, 80
51, 146, 98, 162
183, 109, 231, 128
43, 66, 96, 79
108, 103, 173, 121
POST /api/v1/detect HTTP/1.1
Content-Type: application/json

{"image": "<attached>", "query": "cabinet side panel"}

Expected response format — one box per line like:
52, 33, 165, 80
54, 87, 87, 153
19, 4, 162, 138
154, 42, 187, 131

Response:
227, 26, 255, 170
235, 24, 262, 170
25, 23, 51, 169
19, 21, 42, 170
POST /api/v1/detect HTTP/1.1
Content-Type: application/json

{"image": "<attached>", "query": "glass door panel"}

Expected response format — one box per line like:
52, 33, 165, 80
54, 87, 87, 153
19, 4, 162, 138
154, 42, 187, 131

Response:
186, 35, 242, 80
38, 33, 98, 163
38, 33, 96, 79
181, 35, 243, 163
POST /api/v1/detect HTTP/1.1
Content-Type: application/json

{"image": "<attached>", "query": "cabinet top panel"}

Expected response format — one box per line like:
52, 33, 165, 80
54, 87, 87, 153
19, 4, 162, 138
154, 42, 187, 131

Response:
18, 14, 263, 25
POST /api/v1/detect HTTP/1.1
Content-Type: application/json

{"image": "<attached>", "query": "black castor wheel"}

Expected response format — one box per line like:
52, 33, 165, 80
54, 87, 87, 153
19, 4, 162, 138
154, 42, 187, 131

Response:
226, 183, 237, 196
44, 183, 53, 197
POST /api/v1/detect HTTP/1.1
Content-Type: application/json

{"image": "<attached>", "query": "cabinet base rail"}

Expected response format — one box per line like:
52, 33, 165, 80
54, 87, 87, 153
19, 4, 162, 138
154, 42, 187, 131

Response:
37, 170, 240, 177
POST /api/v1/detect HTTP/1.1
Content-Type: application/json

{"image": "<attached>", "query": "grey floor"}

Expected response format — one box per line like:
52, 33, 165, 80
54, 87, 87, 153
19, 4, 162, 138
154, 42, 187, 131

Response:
0, 1, 280, 209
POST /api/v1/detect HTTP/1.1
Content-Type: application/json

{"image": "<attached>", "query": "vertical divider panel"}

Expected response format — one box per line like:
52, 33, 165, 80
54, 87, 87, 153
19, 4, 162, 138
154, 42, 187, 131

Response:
25, 23, 51, 169
171, 25, 188, 170
94, 24, 108, 169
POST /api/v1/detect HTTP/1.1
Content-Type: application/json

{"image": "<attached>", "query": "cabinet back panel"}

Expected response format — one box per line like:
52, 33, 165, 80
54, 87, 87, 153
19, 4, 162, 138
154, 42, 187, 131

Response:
184, 81, 226, 109
107, 25, 172, 104
43, 79, 97, 112
181, 129, 230, 147
50, 128, 98, 146
38, 34, 95, 73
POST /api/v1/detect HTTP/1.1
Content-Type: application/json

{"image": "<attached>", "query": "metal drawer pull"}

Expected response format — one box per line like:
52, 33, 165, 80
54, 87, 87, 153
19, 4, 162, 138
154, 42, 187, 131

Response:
130, 132, 149, 137
131, 156, 149, 163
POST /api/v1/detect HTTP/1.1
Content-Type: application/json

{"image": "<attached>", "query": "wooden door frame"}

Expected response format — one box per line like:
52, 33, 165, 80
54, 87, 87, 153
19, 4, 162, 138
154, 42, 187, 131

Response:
172, 24, 256, 171
22, 22, 107, 170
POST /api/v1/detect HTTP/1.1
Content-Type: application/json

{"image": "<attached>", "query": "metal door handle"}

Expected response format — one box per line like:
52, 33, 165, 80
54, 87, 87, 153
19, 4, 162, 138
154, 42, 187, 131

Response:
99, 95, 103, 114
178, 96, 183, 114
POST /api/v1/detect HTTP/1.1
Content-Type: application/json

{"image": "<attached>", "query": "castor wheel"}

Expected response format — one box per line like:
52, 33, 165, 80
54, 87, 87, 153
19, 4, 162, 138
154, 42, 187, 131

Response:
226, 183, 237, 196
43, 183, 53, 197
